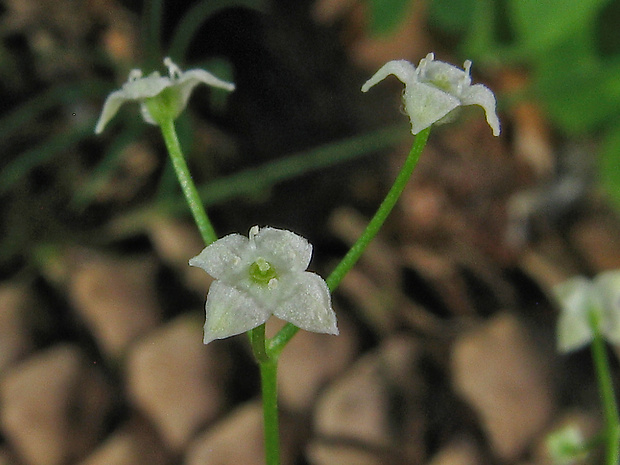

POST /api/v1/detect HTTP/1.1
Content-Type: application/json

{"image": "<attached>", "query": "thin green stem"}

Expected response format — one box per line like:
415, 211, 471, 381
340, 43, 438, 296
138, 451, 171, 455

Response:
268, 127, 431, 356
158, 118, 218, 245
590, 327, 620, 465
259, 357, 280, 465
249, 324, 269, 364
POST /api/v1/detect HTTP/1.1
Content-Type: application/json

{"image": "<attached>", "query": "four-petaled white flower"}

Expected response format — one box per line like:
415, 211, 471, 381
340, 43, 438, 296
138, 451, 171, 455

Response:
189, 226, 338, 344
362, 53, 500, 136
95, 57, 235, 134
554, 270, 620, 353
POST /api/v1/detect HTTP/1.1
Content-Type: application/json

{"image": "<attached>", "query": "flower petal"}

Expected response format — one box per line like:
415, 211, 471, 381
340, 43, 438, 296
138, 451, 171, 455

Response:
361, 59, 416, 93
403, 81, 460, 135
554, 276, 595, 352
460, 84, 501, 136
189, 233, 250, 280
203, 281, 270, 344
594, 270, 620, 346
272, 272, 338, 335
94, 89, 128, 134
253, 227, 313, 273
177, 69, 235, 105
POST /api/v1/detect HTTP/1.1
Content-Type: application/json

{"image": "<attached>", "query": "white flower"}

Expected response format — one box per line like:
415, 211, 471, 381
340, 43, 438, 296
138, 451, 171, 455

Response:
189, 226, 338, 344
554, 270, 620, 353
361, 53, 500, 136
95, 57, 235, 134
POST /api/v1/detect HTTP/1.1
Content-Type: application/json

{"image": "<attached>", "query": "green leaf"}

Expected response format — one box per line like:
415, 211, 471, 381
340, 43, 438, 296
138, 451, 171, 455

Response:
508, 0, 611, 56
600, 124, 620, 211
428, 0, 476, 34
367, 0, 413, 36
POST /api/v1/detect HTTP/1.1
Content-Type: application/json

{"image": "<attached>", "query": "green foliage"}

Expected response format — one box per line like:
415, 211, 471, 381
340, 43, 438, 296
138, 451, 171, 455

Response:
365, 0, 413, 36
427, 0, 620, 209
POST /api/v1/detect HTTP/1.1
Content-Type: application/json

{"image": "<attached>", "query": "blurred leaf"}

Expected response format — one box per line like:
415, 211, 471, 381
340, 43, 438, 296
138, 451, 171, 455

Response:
507, 0, 610, 57
0, 123, 95, 196
167, 0, 265, 62
600, 123, 620, 210
535, 32, 620, 133
366, 0, 413, 36
429, 0, 475, 33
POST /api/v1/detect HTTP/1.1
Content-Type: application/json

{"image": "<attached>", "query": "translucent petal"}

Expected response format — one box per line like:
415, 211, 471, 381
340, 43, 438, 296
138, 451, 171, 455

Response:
417, 56, 472, 93
95, 89, 129, 134
555, 276, 595, 352
121, 73, 170, 100
189, 233, 250, 280
361, 60, 417, 93
203, 281, 270, 343
272, 272, 338, 335
594, 270, 620, 346
403, 82, 460, 135
460, 84, 501, 136
176, 69, 235, 112
253, 227, 312, 273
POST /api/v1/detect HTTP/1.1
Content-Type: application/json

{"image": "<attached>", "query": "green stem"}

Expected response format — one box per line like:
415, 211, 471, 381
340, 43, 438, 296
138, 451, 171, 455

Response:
158, 118, 218, 245
591, 327, 620, 465
259, 357, 280, 465
249, 324, 269, 364
268, 127, 431, 356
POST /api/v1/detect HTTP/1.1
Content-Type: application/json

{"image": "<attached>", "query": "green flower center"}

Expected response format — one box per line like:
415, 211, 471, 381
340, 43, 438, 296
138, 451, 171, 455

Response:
144, 87, 182, 125
249, 258, 278, 286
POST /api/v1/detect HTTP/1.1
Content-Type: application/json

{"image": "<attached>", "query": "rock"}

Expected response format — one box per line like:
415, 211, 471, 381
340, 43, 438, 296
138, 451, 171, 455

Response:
276, 313, 357, 412
451, 312, 555, 461
0, 345, 112, 465
126, 314, 227, 451
426, 438, 481, 465
77, 418, 168, 465
0, 283, 33, 376
309, 336, 425, 465
184, 402, 264, 465
68, 251, 162, 358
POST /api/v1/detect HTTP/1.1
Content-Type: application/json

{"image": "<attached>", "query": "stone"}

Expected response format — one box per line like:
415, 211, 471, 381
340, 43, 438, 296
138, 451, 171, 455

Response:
451, 312, 555, 461
68, 252, 162, 358
77, 418, 168, 465
184, 402, 264, 465
276, 313, 357, 412
126, 314, 227, 450
0, 345, 112, 465
0, 283, 33, 376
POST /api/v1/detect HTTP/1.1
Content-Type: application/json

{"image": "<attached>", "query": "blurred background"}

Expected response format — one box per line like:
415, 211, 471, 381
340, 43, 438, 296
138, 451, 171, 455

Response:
1, 0, 620, 464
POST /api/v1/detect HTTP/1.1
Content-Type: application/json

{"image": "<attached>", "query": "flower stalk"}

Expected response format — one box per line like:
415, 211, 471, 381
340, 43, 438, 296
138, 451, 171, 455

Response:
159, 117, 218, 245
269, 126, 431, 356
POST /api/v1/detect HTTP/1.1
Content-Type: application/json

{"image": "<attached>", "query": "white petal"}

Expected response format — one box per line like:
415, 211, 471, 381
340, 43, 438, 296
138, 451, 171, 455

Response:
460, 84, 501, 136
253, 227, 313, 273
594, 270, 620, 346
189, 233, 250, 280
554, 276, 595, 353
402, 81, 460, 135
94, 73, 171, 134
121, 72, 171, 100
203, 281, 270, 343
417, 56, 472, 93
94, 89, 128, 134
272, 272, 338, 335
361, 60, 416, 93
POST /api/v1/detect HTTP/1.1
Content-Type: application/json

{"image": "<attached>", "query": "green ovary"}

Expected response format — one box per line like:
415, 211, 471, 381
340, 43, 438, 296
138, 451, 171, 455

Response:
249, 258, 278, 286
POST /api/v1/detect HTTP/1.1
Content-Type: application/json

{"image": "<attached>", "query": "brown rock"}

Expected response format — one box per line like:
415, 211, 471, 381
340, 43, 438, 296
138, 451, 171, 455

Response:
126, 314, 227, 451
0, 283, 33, 376
77, 418, 168, 465
426, 438, 481, 465
68, 252, 162, 358
184, 402, 264, 465
310, 336, 425, 465
451, 312, 555, 461
277, 313, 357, 412
0, 345, 112, 465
